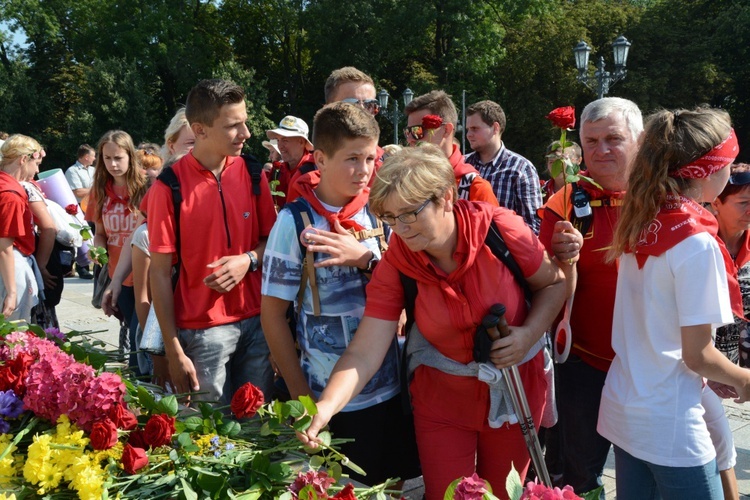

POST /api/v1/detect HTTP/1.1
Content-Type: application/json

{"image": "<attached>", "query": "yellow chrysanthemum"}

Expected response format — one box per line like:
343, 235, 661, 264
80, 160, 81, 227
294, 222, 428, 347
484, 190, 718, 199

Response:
70, 463, 105, 500
33, 461, 63, 494
0, 493, 17, 500
0, 436, 17, 485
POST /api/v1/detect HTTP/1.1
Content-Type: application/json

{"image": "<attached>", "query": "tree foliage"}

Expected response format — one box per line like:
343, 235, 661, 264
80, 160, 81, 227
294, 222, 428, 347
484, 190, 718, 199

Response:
1, 0, 749, 170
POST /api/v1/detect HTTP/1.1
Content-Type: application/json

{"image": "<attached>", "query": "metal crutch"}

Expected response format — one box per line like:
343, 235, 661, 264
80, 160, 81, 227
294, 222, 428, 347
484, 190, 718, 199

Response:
482, 303, 552, 487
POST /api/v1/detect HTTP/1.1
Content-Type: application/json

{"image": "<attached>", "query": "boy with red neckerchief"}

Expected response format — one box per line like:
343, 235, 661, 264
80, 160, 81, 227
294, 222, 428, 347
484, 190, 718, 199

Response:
261, 102, 418, 485
403, 90, 499, 208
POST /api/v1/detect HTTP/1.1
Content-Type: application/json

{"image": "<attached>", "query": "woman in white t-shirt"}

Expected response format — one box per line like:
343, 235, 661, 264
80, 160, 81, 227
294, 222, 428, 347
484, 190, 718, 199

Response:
599, 107, 750, 499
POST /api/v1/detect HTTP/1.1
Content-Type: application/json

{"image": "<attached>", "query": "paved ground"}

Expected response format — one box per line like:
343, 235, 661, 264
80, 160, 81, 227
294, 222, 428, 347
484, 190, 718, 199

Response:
57, 276, 750, 499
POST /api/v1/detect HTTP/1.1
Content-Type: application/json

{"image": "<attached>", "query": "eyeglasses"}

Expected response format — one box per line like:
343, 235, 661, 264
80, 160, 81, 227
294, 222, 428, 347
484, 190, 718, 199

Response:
403, 124, 444, 142
340, 98, 380, 115
379, 199, 432, 226
729, 171, 750, 186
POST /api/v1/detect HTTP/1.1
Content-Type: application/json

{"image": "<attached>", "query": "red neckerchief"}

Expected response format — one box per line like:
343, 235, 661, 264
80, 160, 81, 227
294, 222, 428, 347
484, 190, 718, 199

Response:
633, 194, 718, 269
717, 230, 750, 320
293, 172, 369, 232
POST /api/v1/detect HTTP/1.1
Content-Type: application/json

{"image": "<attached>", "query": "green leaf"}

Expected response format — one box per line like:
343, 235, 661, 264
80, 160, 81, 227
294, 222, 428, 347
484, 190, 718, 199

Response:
317, 431, 331, 448
505, 463, 523, 500
340, 456, 366, 477
184, 416, 203, 432
183, 444, 200, 453
251, 453, 271, 473
292, 415, 312, 432
177, 432, 192, 447
169, 449, 180, 462
286, 400, 305, 419
200, 402, 214, 419
259, 421, 273, 436
137, 386, 157, 412
565, 174, 579, 184
582, 486, 604, 500
444, 478, 461, 500
235, 489, 264, 500
276, 493, 293, 500
196, 472, 226, 495
268, 462, 292, 482
218, 420, 241, 438
328, 462, 342, 481
549, 158, 564, 179
157, 395, 179, 416
297, 395, 318, 416
180, 477, 198, 500
577, 174, 602, 190
309, 455, 325, 469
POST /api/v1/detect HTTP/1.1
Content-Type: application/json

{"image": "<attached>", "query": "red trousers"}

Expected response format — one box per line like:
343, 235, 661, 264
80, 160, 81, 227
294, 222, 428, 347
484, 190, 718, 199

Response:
410, 351, 546, 500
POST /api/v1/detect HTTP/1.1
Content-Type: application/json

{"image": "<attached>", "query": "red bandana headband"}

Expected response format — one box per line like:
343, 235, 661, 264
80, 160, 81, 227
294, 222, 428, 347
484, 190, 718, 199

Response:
670, 128, 739, 179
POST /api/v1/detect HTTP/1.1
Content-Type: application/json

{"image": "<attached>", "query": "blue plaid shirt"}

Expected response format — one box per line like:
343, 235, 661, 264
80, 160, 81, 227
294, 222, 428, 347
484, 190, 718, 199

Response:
465, 144, 542, 233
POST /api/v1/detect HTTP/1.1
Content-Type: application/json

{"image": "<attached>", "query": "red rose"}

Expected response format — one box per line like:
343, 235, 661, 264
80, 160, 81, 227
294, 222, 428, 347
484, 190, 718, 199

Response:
65, 203, 79, 215
546, 106, 576, 130
121, 444, 149, 474
230, 382, 264, 419
90, 418, 119, 450
421, 114, 443, 130
108, 402, 138, 430
128, 429, 148, 449
0, 353, 34, 396
143, 413, 176, 448
333, 483, 357, 500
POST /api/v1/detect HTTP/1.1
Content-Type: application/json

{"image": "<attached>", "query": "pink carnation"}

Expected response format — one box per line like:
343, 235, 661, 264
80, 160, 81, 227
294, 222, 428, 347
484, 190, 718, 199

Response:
289, 470, 336, 498
454, 473, 490, 500
521, 481, 582, 500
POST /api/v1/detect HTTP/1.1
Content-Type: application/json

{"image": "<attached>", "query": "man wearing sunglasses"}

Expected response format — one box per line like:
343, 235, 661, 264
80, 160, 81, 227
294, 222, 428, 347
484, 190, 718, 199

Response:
465, 100, 542, 234
324, 67, 385, 182
403, 90, 498, 207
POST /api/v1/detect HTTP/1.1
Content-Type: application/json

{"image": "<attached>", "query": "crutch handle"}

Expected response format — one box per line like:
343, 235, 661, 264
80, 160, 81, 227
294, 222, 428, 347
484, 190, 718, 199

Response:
489, 303, 511, 338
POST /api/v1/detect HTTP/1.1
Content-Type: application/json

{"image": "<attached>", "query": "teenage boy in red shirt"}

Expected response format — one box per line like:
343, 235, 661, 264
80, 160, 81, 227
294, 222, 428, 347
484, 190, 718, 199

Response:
146, 79, 277, 404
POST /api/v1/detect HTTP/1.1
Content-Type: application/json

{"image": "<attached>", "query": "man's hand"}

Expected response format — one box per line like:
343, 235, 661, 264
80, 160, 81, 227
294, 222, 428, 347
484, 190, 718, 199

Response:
166, 350, 200, 402
204, 254, 252, 293
306, 220, 371, 269
708, 380, 738, 399
551, 221, 583, 265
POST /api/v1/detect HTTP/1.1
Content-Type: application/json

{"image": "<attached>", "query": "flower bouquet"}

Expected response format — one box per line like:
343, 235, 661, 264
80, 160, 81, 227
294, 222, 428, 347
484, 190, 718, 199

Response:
0, 318, 396, 499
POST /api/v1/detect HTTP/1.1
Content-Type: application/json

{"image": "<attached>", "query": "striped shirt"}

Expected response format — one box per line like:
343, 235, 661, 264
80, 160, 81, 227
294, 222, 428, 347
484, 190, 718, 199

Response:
466, 144, 542, 233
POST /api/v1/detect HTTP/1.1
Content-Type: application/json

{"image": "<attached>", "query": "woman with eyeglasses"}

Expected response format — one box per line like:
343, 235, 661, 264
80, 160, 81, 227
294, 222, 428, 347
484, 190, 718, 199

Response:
0, 135, 44, 321
299, 145, 566, 499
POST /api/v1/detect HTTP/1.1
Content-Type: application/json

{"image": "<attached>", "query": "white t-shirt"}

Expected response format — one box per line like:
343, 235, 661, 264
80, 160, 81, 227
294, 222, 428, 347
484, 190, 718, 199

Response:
598, 232, 733, 467
130, 223, 149, 257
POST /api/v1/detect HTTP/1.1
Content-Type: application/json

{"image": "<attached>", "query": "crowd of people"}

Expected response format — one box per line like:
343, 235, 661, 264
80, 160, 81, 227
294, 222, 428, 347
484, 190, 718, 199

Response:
0, 66, 749, 500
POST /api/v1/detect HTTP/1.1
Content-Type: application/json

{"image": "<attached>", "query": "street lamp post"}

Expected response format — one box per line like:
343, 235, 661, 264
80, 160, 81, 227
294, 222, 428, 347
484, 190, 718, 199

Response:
377, 88, 414, 145
573, 35, 632, 99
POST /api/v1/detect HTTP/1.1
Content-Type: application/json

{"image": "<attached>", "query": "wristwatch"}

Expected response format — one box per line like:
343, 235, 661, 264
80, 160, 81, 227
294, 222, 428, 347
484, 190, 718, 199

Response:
364, 252, 379, 273
245, 251, 259, 272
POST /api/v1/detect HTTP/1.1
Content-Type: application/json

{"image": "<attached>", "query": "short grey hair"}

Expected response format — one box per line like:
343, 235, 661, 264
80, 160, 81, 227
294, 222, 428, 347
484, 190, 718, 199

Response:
581, 97, 643, 142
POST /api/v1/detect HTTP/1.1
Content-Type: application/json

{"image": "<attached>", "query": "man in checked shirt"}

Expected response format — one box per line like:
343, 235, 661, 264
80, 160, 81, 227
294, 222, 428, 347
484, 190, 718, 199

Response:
465, 100, 542, 233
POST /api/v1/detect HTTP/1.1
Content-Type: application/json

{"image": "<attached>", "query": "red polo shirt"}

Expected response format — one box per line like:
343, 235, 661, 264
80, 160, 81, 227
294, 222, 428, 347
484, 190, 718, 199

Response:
0, 171, 34, 256
271, 152, 316, 208
146, 153, 277, 329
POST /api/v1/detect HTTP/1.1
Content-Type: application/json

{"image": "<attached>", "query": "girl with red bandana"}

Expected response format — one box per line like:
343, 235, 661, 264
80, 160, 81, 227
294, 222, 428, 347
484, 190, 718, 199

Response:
600, 108, 749, 499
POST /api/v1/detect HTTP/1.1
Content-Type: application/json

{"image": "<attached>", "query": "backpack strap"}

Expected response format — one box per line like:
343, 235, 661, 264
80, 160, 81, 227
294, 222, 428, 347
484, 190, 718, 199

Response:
156, 166, 182, 288
485, 222, 532, 308
298, 161, 317, 176
241, 153, 264, 196
284, 199, 322, 317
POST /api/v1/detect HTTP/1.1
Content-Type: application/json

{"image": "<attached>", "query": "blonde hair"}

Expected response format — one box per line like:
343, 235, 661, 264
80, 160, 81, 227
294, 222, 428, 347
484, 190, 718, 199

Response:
162, 108, 189, 158
610, 107, 732, 259
92, 130, 147, 218
0, 134, 43, 170
370, 144, 457, 215
324, 67, 374, 104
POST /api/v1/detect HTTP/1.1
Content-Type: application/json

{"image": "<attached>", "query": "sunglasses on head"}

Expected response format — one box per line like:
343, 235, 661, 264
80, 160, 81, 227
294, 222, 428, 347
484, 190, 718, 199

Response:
729, 171, 750, 186
340, 98, 380, 115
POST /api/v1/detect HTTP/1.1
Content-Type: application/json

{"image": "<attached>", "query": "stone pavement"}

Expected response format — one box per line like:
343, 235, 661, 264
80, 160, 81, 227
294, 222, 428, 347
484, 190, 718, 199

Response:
57, 276, 750, 499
